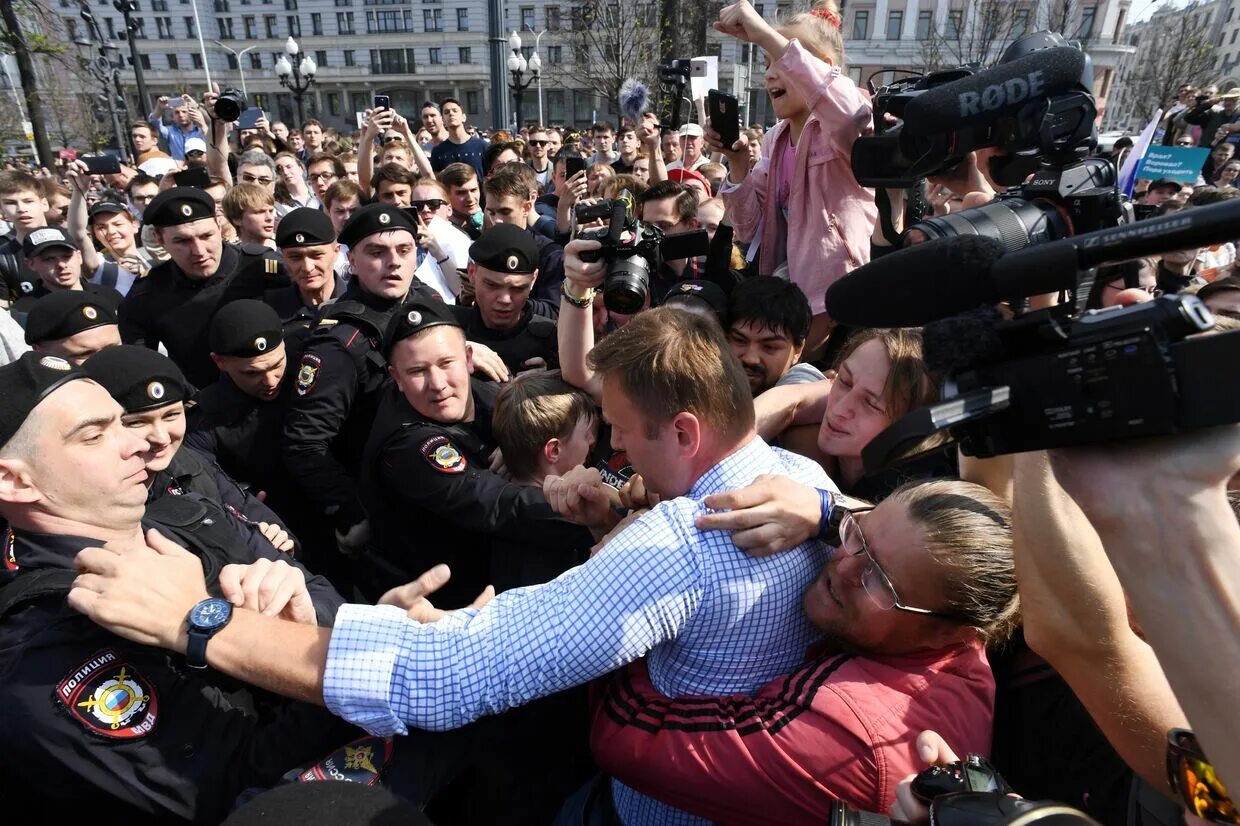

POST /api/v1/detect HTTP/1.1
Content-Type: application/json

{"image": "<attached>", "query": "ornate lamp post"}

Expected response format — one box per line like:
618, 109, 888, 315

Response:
274, 36, 316, 125
506, 30, 540, 130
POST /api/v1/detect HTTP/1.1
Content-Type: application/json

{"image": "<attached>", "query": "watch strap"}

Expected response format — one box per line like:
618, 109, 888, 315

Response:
186, 629, 210, 670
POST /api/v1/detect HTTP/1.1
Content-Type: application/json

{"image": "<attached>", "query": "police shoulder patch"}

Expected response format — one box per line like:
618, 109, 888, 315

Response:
296, 353, 322, 396
420, 434, 467, 474
55, 649, 158, 740
297, 735, 394, 785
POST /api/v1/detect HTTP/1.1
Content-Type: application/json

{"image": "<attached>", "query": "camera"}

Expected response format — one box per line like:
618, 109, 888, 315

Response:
658, 58, 692, 131
829, 755, 1100, 826
574, 192, 709, 314
214, 88, 247, 123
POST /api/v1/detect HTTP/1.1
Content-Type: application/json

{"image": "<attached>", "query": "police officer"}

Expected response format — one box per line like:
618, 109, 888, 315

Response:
83, 344, 298, 549
454, 223, 558, 375
24, 290, 121, 364
12, 226, 123, 314
282, 203, 442, 562
360, 298, 589, 606
188, 300, 333, 566
265, 207, 343, 353
0, 351, 359, 821
117, 187, 287, 387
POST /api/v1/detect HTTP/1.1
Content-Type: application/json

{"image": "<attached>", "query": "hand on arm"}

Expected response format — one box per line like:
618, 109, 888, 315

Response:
557, 239, 605, 400
467, 340, 511, 382
219, 557, 316, 624
556, 171, 589, 234
695, 473, 823, 555
377, 563, 494, 623
394, 113, 436, 179
358, 108, 392, 195
753, 378, 831, 440
543, 465, 622, 537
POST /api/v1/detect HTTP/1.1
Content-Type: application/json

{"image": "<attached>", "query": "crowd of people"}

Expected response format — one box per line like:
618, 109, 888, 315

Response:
0, 1, 1237, 824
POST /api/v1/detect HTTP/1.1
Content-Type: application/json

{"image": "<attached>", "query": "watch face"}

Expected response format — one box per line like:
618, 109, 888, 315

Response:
189, 598, 233, 631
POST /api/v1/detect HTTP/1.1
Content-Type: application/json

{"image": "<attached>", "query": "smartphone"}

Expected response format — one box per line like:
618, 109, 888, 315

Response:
373, 95, 390, 111
707, 90, 740, 149
82, 155, 122, 175
237, 107, 264, 129
565, 155, 588, 178
690, 58, 711, 79
173, 166, 211, 189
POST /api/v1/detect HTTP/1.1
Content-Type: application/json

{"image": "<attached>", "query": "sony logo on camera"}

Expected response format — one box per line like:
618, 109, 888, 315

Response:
958, 71, 1046, 117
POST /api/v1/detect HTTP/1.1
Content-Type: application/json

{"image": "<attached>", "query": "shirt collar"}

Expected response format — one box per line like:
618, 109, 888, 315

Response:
686, 435, 769, 500
7, 526, 108, 572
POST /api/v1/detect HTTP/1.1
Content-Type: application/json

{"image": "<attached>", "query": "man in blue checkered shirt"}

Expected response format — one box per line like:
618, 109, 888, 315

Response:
70, 306, 838, 826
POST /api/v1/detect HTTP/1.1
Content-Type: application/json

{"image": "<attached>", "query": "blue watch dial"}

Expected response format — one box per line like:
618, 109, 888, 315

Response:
189, 598, 233, 631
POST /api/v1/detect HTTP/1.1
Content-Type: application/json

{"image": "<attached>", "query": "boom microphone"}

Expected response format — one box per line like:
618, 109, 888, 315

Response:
900, 47, 1090, 136
619, 78, 651, 126
825, 198, 1240, 327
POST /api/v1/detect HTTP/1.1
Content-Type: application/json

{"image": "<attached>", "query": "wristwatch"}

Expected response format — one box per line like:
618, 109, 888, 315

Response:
185, 597, 233, 670
561, 279, 596, 309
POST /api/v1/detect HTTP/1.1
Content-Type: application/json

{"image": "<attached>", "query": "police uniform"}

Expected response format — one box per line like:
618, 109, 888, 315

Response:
358, 300, 591, 606
263, 208, 344, 367
10, 227, 123, 316
452, 224, 559, 376
282, 204, 440, 544
118, 188, 288, 388
187, 300, 333, 564
83, 345, 297, 543
0, 352, 351, 820
23, 290, 119, 348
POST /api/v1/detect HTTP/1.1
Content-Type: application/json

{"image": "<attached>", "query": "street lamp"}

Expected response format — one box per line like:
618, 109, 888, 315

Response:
111, 0, 150, 115
213, 41, 257, 98
506, 30, 539, 130
274, 36, 316, 125
76, 4, 131, 161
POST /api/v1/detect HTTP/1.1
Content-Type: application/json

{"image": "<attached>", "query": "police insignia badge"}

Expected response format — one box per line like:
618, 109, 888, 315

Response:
82, 306, 99, 320
39, 356, 71, 371
506, 254, 520, 271
147, 381, 165, 400
56, 649, 158, 740
296, 354, 322, 396
254, 336, 268, 352
297, 735, 394, 785
180, 204, 193, 217
3, 528, 17, 571
420, 435, 467, 473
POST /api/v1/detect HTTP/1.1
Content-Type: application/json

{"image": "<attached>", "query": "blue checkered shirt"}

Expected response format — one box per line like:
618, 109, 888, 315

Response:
323, 436, 835, 825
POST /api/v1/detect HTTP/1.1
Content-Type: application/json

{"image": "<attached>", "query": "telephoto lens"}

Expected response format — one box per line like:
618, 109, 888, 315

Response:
214, 88, 247, 122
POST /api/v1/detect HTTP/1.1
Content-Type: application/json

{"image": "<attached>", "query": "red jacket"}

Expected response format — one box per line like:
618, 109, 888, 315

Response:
591, 644, 995, 824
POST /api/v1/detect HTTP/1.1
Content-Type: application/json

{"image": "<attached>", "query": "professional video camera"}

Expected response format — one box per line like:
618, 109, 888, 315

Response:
824, 200, 1240, 466
658, 58, 692, 131
574, 191, 709, 314
854, 32, 1127, 252
830, 754, 1100, 825
214, 88, 247, 122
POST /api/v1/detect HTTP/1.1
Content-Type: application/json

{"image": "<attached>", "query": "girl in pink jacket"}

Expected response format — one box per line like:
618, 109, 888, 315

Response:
709, 0, 878, 353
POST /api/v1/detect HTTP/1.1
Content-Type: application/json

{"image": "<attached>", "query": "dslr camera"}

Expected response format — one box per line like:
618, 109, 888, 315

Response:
214, 88, 247, 123
574, 192, 709, 314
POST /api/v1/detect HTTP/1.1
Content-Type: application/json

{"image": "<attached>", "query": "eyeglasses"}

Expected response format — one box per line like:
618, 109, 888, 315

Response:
410, 198, 446, 212
308, 171, 338, 181
528, 139, 549, 146
834, 507, 964, 621
382, 136, 406, 145
241, 173, 273, 186
1167, 729, 1238, 824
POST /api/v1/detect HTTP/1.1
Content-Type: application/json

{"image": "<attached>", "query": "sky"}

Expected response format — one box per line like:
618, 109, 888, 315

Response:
1129, 0, 1202, 23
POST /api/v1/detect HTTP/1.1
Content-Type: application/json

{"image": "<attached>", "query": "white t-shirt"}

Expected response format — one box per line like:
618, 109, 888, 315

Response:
414, 217, 471, 302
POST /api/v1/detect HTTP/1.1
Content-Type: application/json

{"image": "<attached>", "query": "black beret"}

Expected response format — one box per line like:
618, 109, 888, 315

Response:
82, 345, 191, 413
143, 187, 216, 228
275, 207, 336, 249
664, 279, 728, 318
382, 297, 461, 357
0, 352, 89, 447
22, 226, 78, 258
24, 290, 120, 345
468, 223, 539, 275
337, 203, 417, 248
209, 299, 283, 357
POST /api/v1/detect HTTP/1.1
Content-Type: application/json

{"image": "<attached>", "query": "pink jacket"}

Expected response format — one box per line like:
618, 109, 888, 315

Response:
724, 40, 878, 317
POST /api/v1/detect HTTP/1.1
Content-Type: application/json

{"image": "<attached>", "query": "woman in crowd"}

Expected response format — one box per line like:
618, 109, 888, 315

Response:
273, 151, 318, 215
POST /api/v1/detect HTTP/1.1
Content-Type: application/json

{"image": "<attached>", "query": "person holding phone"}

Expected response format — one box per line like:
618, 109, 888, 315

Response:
147, 94, 207, 162
64, 161, 144, 296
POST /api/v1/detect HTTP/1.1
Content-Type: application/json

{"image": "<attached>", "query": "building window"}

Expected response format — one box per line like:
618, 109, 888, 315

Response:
886, 10, 902, 40
371, 47, 416, 74
311, 11, 321, 33
334, 0, 350, 5
1013, 8, 1030, 37
520, 5, 534, 30
152, 0, 167, 7
104, 17, 115, 37
1232, 29, 1238, 45
466, 90, 479, 114
547, 89, 564, 122
327, 91, 340, 116
947, 10, 962, 38
225, 53, 238, 68
916, 10, 931, 39
167, 53, 179, 68
337, 11, 354, 33
250, 52, 262, 69
284, 0, 296, 8
154, 16, 170, 37
547, 44, 562, 64
243, 15, 255, 37
351, 92, 368, 114
1077, 5, 1096, 39
423, 8, 441, 30
429, 47, 441, 64
343, 49, 355, 66
131, 17, 146, 37
852, 9, 868, 39
456, 7, 467, 29
264, 14, 277, 36
182, 15, 194, 35
287, 14, 299, 35
849, 66, 863, 84
191, 52, 202, 68
458, 46, 470, 63
315, 49, 326, 65
139, 53, 151, 69
546, 5, 560, 30
218, 17, 233, 36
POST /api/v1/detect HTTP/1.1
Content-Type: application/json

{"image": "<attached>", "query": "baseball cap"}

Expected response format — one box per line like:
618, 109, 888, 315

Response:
184, 137, 208, 155
678, 123, 704, 138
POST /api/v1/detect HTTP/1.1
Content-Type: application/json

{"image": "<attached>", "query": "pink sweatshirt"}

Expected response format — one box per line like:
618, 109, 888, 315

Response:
724, 40, 878, 317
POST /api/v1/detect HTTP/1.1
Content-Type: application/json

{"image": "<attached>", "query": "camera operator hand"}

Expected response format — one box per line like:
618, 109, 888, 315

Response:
564, 238, 606, 293
562, 170, 589, 209
925, 151, 996, 204
704, 121, 749, 181
889, 731, 961, 825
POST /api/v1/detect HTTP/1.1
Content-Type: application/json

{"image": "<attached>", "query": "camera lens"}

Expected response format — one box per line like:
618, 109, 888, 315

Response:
603, 256, 651, 314
215, 89, 246, 123
904, 198, 1072, 254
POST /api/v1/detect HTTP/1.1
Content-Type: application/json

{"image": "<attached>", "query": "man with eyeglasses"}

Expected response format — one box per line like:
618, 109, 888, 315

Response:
305, 154, 345, 204
236, 151, 278, 197
408, 180, 469, 303
525, 127, 554, 190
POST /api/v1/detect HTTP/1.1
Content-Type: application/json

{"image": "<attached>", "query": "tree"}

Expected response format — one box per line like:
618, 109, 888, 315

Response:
550, 1, 663, 125
0, 0, 58, 166
1121, 12, 1217, 124
920, 0, 1087, 73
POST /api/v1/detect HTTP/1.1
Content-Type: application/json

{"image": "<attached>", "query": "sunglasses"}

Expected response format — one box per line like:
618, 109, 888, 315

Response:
1167, 729, 1238, 824
410, 198, 446, 211
528, 140, 549, 146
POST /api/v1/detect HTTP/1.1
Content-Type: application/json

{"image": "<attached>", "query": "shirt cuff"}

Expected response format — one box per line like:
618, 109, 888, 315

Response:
718, 177, 744, 195
324, 603, 413, 736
